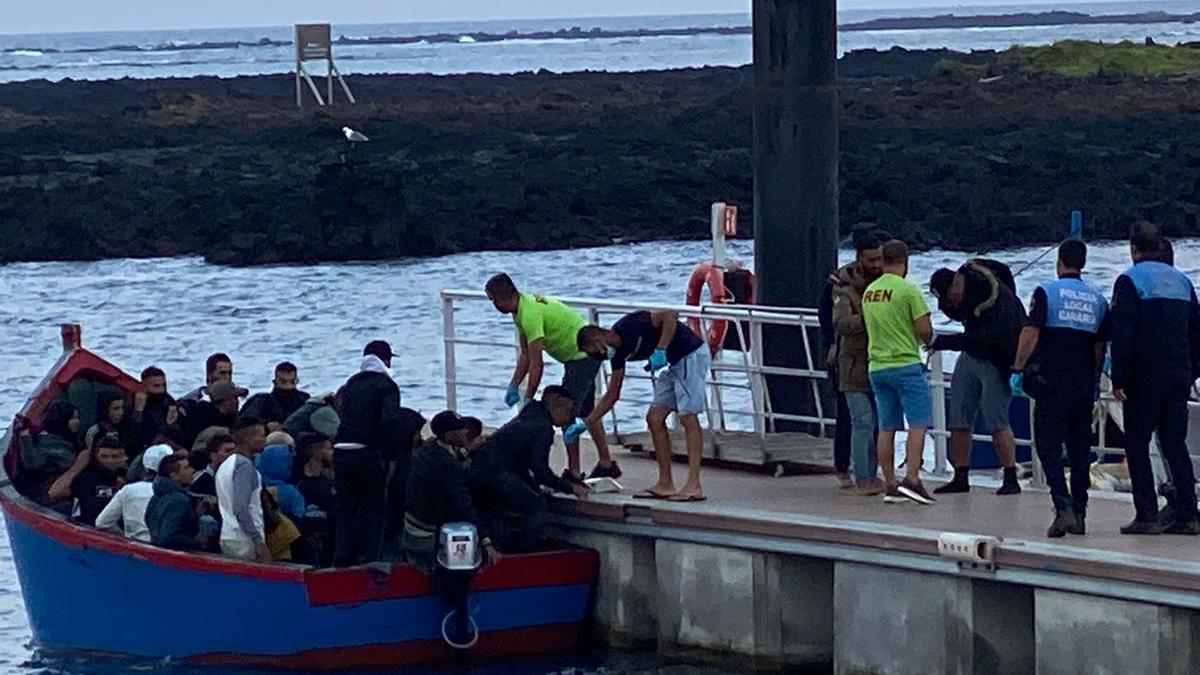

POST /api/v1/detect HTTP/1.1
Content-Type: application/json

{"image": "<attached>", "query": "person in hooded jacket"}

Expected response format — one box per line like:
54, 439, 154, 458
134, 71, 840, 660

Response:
331, 340, 405, 566
47, 432, 128, 526
255, 442, 306, 522
284, 394, 341, 440
241, 362, 312, 428
180, 380, 245, 450
928, 259, 1027, 495
85, 391, 139, 458
17, 400, 83, 505
383, 408, 427, 562
146, 454, 209, 552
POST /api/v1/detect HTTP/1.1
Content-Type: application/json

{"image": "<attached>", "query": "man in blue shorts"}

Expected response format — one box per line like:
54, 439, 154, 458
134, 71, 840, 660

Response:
862, 240, 936, 505
577, 309, 710, 502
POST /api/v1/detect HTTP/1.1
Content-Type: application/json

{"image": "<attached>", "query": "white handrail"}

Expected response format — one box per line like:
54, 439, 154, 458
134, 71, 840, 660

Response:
441, 289, 1135, 482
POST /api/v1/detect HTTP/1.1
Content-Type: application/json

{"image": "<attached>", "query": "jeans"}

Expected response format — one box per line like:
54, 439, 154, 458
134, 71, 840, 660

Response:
844, 391, 879, 483
1033, 390, 1093, 508
333, 449, 387, 567
1123, 374, 1198, 523
831, 364, 852, 474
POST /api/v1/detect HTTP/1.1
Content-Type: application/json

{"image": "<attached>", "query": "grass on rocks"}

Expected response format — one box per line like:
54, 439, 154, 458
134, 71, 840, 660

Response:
1000, 40, 1200, 77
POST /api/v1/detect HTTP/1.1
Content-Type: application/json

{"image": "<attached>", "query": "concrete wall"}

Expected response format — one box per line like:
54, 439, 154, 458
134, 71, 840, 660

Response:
655, 540, 834, 665
833, 562, 1034, 675
1035, 589, 1200, 675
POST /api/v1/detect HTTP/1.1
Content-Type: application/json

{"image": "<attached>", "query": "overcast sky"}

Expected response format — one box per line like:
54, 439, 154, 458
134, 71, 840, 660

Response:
3, 0, 1140, 34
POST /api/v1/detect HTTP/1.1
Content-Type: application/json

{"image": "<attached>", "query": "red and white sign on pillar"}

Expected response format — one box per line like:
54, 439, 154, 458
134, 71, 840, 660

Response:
710, 202, 737, 267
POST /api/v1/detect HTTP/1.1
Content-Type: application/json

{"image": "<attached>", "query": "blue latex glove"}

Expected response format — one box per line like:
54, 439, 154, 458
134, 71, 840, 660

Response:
504, 385, 521, 408
647, 348, 669, 373
563, 419, 587, 443
1009, 372, 1026, 398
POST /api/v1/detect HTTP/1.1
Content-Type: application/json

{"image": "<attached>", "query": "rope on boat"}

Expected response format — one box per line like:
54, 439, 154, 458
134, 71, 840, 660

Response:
441, 610, 479, 650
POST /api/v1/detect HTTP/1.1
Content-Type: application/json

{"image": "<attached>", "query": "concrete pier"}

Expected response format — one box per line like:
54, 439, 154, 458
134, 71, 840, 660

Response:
549, 453, 1200, 673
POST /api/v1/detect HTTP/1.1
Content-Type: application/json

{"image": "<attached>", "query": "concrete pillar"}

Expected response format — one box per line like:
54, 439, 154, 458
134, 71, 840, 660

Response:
655, 541, 833, 666
834, 562, 1034, 675
1035, 589, 1200, 675
752, 0, 840, 433
559, 531, 658, 647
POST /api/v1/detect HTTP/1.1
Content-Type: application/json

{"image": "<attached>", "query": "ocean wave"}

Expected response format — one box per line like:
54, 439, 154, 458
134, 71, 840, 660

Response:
10, 50, 43, 57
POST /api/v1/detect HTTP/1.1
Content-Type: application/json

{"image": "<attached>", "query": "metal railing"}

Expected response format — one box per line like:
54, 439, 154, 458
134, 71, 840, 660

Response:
441, 289, 1142, 482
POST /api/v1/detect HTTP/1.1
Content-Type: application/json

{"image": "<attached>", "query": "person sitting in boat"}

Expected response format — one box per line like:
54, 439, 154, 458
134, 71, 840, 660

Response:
331, 340, 405, 567
216, 417, 271, 562
191, 432, 237, 497
294, 433, 336, 566
133, 366, 184, 450
95, 444, 174, 543
84, 391, 139, 459
469, 386, 589, 552
46, 432, 127, 526
464, 416, 486, 449
180, 380, 247, 450
241, 362, 311, 430
255, 439, 306, 522
146, 453, 213, 552
284, 393, 341, 441
384, 408, 428, 563
16, 400, 82, 506
403, 411, 500, 573
262, 486, 306, 563
179, 352, 235, 404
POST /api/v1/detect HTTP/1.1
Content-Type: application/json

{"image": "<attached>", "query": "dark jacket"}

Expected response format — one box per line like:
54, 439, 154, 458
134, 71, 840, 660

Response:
1110, 260, 1200, 389
406, 438, 488, 537
132, 393, 183, 449
932, 261, 1027, 374
831, 263, 872, 393
818, 268, 840, 356
334, 372, 406, 461
284, 398, 340, 439
146, 475, 200, 551
179, 400, 236, 450
469, 401, 574, 495
242, 389, 311, 426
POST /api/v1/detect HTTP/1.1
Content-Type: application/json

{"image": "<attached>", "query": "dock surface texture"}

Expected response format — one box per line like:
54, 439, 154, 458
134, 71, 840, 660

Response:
547, 448, 1200, 673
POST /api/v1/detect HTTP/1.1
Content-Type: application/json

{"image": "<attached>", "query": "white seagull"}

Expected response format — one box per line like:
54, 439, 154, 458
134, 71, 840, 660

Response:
342, 126, 369, 143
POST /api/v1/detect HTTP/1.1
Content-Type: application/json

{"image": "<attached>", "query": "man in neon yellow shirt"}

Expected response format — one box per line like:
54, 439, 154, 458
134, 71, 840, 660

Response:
485, 273, 621, 481
862, 240, 936, 506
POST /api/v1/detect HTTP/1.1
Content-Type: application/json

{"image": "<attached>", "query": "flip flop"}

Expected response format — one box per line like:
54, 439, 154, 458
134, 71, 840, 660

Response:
667, 494, 707, 503
633, 489, 674, 500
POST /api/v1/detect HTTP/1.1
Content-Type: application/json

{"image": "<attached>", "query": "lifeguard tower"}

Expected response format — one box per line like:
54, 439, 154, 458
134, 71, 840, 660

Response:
294, 23, 356, 108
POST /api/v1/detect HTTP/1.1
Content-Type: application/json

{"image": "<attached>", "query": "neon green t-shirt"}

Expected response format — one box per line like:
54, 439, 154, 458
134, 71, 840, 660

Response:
514, 292, 586, 363
862, 273, 931, 372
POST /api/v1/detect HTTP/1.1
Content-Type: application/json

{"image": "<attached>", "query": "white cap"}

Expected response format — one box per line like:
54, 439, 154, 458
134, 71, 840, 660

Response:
142, 444, 174, 475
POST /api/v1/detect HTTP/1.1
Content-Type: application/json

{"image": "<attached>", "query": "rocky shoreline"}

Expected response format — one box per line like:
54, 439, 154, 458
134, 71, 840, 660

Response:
0, 47, 1197, 266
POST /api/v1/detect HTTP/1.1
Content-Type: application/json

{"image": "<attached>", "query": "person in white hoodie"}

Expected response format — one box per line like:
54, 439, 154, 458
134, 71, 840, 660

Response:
216, 417, 270, 562
94, 444, 173, 542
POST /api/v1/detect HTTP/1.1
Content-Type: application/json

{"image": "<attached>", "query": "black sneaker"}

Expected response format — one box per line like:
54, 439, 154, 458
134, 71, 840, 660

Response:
883, 484, 906, 504
996, 480, 1022, 496
933, 479, 969, 495
589, 460, 623, 480
898, 479, 936, 505
1164, 520, 1200, 535
1120, 519, 1164, 535
561, 469, 586, 485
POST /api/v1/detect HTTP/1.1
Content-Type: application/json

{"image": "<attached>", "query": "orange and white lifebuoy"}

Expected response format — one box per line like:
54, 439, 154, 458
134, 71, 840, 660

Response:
686, 262, 730, 356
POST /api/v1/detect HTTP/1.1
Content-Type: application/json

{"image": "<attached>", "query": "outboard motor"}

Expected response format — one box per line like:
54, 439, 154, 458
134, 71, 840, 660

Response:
437, 523, 482, 649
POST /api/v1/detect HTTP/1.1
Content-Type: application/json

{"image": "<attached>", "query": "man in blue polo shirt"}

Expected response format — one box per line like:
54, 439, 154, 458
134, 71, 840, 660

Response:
1109, 222, 1200, 535
1012, 240, 1109, 538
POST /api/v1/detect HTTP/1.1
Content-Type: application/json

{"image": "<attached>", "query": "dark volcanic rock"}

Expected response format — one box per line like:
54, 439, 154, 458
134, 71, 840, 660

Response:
0, 58, 1198, 265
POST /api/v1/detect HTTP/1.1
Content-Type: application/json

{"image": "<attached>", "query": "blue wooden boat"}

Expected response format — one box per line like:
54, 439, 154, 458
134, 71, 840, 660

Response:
1, 325, 599, 669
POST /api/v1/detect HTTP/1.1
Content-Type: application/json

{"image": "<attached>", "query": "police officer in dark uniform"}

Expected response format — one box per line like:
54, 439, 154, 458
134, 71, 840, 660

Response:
1110, 222, 1200, 535
1012, 240, 1109, 537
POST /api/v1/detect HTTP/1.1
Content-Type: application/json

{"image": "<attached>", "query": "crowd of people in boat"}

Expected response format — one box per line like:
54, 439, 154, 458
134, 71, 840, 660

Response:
11, 219, 1198, 558
10, 268, 715, 566
817, 220, 1200, 538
